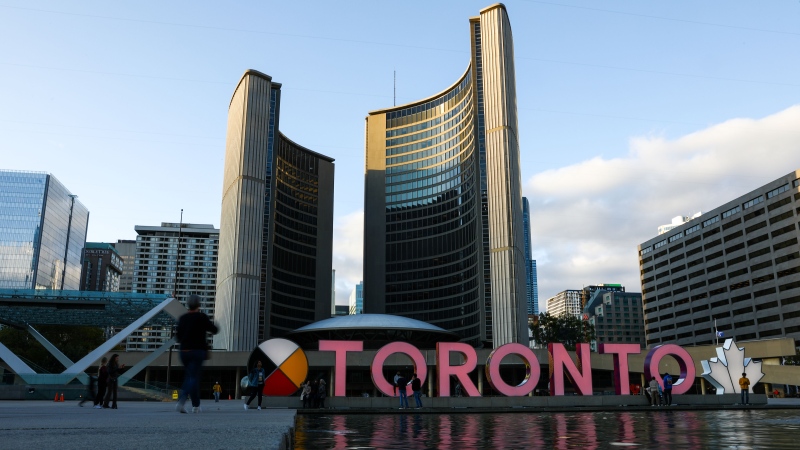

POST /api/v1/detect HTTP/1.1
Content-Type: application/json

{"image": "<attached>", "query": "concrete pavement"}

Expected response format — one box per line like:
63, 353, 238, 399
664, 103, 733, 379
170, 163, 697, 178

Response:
0, 400, 295, 450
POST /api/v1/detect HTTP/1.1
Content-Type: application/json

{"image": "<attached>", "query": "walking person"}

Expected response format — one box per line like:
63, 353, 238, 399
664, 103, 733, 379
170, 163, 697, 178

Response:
662, 373, 673, 406
396, 373, 409, 409
102, 354, 125, 409
410, 373, 422, 409
648, 376, 660, 406
739, 373, 750, 405
213, 381, 222, 403
94, 357, 108, 409
318, 378, 327, 409
175, 294, 219, 414
244, 360, 266, 410
78, 370, 96, 407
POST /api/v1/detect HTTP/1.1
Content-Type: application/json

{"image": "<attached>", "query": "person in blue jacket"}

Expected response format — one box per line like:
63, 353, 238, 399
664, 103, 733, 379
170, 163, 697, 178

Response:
244, 361, 267, 411
662, 373, 674, 406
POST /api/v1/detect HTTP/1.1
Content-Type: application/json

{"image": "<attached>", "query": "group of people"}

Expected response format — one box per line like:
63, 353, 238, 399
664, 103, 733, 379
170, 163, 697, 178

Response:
645, 373, 674, 406
394, 371, 423, 409
299, 378, 328, 408
78, 354, 125, 409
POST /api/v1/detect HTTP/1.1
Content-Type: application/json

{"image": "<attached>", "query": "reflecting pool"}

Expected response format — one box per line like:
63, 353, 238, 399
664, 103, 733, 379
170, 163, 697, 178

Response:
295, 410, 800, 449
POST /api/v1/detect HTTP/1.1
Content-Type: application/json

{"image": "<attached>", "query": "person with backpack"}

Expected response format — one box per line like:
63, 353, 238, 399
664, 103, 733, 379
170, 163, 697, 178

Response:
244, 361, 266, 410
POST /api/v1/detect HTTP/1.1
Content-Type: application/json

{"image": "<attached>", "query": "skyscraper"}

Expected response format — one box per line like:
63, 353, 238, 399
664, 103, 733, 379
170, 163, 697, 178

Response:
0, 170, 89, 290
363, 4, 526, 347
349, 281, 364, 315
522, 197, 539, 316
214, 70, 335, 352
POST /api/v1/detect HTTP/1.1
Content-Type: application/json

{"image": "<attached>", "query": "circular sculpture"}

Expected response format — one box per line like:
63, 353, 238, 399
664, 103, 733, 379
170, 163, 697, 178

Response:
247, 338, 309, 396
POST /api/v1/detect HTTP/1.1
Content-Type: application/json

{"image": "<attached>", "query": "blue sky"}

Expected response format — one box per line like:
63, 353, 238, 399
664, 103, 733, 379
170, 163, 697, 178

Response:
2, 1, 799, 310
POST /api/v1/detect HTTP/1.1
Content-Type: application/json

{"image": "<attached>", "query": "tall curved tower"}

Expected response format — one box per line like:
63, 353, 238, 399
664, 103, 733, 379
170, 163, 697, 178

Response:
364, 4, 527, 347
215, 70, 335, 351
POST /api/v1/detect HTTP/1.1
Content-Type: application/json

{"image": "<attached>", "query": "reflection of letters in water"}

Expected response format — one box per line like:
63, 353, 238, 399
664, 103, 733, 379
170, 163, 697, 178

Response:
315, 339, 700, 397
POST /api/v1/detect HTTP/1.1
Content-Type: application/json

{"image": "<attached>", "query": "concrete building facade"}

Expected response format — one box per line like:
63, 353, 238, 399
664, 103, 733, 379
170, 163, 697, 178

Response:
214, 69, 335, 352
129, 222, 219, 351
363, 4, 527, 348
0, 170, 89, 290
546, 290, 582, 318
111, 239, 136, 292
639, 170, 800, 348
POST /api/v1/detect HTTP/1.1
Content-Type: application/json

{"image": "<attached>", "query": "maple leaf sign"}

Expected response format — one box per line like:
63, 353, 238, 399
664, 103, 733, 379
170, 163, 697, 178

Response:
700, 339, 764, 395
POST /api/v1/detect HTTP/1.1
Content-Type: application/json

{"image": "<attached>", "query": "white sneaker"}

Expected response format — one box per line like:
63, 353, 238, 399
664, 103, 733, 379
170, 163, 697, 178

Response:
192, 407, 201, 413
257, 406, 261, 410
243, 404, 248, 411
176, 399, 187, 414
93, 405, 102, 409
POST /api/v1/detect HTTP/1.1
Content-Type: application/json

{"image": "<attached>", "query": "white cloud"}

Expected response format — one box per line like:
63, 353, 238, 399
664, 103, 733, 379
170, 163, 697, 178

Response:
527, 105, 800, 312
332, 210, 364, 306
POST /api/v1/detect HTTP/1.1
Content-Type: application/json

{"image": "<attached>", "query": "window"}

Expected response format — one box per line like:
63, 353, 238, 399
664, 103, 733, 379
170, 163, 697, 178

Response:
722, 206, 741, 219
685, 224, 701, 235
767, 184, 790, 199
743, 196, 764, 209
703, 216, 720, 227
669, 232, 684, 243
640, 246, 653, 255
654, 240, 667, 249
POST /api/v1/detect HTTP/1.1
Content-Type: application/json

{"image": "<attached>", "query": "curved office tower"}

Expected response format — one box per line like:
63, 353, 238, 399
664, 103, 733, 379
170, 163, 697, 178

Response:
215, 70, 334, 352
364, 4, 527, 347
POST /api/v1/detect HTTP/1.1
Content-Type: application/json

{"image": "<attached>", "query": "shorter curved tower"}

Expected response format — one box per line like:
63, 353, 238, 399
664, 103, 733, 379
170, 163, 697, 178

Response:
215, 70, 334, 352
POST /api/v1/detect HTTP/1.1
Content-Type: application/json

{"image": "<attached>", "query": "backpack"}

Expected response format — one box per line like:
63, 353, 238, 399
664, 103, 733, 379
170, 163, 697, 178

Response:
240, 376, 250, 389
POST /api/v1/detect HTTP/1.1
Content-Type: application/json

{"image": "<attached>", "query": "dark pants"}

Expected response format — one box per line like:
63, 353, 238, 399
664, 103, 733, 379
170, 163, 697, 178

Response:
741, 389, 749, 404
318, 395, 325, 408
94, 383, 107, 406
302, 394, 310, 408
179, 349, 207, 408
245, 385, 263, 407
413, 391, 422, 407
663, 389, 672, 406
103, 378, 118, 407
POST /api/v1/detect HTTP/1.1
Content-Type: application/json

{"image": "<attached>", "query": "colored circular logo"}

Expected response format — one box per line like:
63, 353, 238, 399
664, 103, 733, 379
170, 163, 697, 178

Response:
247, 338, 308, 396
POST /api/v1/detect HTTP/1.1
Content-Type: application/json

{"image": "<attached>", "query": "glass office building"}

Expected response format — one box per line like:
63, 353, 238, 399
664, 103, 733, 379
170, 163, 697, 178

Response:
522, 197, 539, 316
364, 5, 527, 347
214, 70, 335, 352
0, 170, 89, 290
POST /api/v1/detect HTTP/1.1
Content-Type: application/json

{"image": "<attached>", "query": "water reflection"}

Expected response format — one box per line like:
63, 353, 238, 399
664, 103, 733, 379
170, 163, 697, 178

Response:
295, 410, 800, 449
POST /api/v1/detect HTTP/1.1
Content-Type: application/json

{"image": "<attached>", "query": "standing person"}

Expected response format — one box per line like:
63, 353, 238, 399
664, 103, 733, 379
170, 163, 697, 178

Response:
244, 360, 266, 411
318, 378, 327, 409
662, 373, 673, 406
175, 294, 219, 414
739, 373, 750, 405
393, 371, 401, 397
94, 357, 108, 409
212, 381, 222, 403
410, 373, 422, 409
397, 373, 409, 409
102, 354, 125, 409
648, 376, 660, 406
301, 381, 312, 408
309, 380, 318, 408
455, 381, 462, 397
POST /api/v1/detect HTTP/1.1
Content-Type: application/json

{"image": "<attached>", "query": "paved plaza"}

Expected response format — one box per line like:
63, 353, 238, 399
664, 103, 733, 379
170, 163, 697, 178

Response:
0, 400, 295, 450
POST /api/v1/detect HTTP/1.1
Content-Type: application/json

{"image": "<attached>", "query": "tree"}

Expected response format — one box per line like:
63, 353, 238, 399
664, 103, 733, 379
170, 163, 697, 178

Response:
0, 325, 105, 374
529, 312, 595, 350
